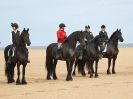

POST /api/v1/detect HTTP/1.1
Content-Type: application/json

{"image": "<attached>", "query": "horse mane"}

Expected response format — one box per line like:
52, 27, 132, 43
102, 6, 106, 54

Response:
64, 31, 80, 43
108, 31, 117, 42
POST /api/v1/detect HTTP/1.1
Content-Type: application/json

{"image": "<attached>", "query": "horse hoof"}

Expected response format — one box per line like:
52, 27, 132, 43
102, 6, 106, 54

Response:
47, 77, 51, 80
107, 70, 111, 75
72, 72, 76, 76
82, 73, 86, 77
16, 82, 21, 85
12, 79, 15, 82
95, 74, 99, 78
16, 80, 21, 85
66, 77, 73, 81
112, 71, 116, 74
90, 74, 93, 78
8, 80, 13, 83
21, 81, 27, 85
53, 76, 58, 80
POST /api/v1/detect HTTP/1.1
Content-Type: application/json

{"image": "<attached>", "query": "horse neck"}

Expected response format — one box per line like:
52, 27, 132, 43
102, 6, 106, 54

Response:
64, 33, 78, 49
16, 36, 26, 51
91, 37, 99, 49
109, 37, 118, 48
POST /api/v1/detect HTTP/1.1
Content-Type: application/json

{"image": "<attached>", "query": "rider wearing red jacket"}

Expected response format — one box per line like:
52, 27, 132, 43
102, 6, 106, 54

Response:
57, 23, 67, 49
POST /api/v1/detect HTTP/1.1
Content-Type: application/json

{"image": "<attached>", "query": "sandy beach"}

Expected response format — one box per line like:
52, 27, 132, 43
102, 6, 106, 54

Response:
0, 48, 133, 99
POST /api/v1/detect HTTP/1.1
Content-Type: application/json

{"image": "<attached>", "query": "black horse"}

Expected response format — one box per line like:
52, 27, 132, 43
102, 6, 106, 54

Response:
4, 28, 31, 85
45, 31, 87, 81
103, 29, 124, 74
73, 35, 106, 78
72, 32, 94, 76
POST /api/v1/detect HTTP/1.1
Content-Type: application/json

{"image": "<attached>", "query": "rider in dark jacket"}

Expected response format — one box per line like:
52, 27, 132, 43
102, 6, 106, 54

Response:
99, 25, 108, 42
84, 25, 94, 42
99, 25, 109, 55
7, 23, 20, 63
11, 23, 20, 46
77, 25, 94, 60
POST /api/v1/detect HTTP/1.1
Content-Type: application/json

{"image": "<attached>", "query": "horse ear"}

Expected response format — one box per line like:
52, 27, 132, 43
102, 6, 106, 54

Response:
117, 28, 118, 31
27, 28, 29, 32
24, 28, 26, 31
119, 29, 121, 32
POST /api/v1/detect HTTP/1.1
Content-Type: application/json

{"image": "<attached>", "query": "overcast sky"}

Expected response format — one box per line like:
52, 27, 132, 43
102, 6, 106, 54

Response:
0, 0, 133, 47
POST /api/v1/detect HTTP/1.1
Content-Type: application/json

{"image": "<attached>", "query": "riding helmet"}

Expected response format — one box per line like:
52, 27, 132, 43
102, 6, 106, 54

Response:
101, 25, 106, 29
11, 23, 19, 29
85, 25, 90, 29
59, 23, 66, 28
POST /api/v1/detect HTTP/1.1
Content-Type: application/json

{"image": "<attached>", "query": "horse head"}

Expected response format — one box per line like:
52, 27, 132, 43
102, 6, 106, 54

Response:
21, 28, 31, 46
116, 29, 124, 42
94, 35, 106, 52
77, 31, 87, 46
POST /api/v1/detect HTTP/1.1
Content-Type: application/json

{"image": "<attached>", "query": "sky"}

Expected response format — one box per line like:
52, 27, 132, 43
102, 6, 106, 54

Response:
0, 0, 133, 47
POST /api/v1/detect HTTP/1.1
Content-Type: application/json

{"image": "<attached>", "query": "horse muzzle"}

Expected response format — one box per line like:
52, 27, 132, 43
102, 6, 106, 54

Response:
27, 42, 31, 46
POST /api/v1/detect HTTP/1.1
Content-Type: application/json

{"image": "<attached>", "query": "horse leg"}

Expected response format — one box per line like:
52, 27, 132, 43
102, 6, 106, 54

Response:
7, 63, 12, 83
46, 58, 52, 80
92, 65, 95, 74
21, 63, 27, 84
16, 63, 21, 85
112, 57, 117, 74
95, 60, 99, 78
66, 59, 74, 81
107, 58, 112, 74
72, 59, 78, 76
87, 61, 93, 78
81, 61, 86, 76
53, 59, 58, 80
11, 65, 15, 82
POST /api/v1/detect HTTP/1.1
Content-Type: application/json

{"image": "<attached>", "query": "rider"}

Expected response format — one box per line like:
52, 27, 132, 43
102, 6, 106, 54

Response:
56, 23, 67, 59
77, 25, 94, 60
7, 23, 30, 63
84, 25, 94, 42
7, 23, 20, 63
99, 25, 108, 42
99, 25, 109, 55
57, 23, 67, 49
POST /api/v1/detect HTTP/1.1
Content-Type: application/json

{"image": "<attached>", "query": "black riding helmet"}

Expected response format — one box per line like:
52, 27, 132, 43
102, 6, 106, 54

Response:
101, 25, 106, 29
11, 23, 19, 29
59, 23, 66, 28
85, 25, 90, 29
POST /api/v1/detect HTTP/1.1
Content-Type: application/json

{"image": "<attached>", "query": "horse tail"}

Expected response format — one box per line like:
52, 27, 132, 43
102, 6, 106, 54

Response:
4, 45, 11, 76
4, 45, 14, 83
45, 43, 56, 76
45, 54, 54, 76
